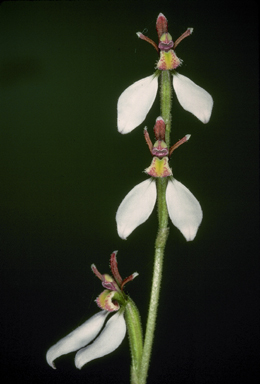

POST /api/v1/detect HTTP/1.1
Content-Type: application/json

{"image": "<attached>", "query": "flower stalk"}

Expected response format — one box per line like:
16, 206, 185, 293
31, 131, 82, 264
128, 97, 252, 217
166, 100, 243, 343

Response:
138, 74, 171, 384
124, 297, 143, 384
160, 70, 172, 147
116, 12, 212, 380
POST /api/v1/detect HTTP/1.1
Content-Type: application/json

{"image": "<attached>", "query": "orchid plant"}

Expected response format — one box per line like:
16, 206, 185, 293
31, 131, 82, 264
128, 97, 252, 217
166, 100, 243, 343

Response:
46, 13, 213, 384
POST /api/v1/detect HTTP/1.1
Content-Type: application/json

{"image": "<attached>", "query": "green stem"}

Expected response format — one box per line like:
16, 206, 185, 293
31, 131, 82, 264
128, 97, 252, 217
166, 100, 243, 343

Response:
160, 70, 172, 147
138, 70, 172, 384
125, 297, 143, 384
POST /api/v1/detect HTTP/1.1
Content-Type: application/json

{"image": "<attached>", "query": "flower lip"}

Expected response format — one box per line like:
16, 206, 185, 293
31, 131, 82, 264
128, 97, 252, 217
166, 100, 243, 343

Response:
145, 157, 172, 178
96, 290, 120, 312
157, 50, 181, 70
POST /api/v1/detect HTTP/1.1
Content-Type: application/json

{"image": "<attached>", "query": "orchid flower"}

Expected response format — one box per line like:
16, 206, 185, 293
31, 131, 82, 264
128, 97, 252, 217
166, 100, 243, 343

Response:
46, 252, 138, 370
116, 117, 202, 241
117, 13, 213, 134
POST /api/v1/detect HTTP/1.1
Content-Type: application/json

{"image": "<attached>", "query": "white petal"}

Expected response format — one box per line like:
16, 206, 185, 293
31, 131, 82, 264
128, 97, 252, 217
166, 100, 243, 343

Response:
75, 311, 126, 369
173, 73, 213, 123
117, 75, 158, 134
116, 179, 157, 239
166, 178, 202, 241
46, 310, 109, 369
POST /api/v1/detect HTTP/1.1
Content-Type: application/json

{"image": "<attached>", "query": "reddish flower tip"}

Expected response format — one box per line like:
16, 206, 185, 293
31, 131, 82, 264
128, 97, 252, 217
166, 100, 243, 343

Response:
169, 134, 191, 157
110, 251, 123, 286
144, 127, 153, 155
121, 272, 139, 291
154, 116, 166, 141
91, 264, 103, 281
156, 13, 168, 39
136, 31, 159, 52
156, 116, 164, 122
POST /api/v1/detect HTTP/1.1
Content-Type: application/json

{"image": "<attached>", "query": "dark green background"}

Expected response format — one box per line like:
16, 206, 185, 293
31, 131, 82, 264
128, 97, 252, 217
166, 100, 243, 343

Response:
0, 1, 259, 383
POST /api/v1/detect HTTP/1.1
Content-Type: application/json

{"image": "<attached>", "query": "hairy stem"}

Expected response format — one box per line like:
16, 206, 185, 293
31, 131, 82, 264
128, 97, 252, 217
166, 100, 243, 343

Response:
138, 70, 171, 384
160, 70, 172, 147
125, 297, 143, 384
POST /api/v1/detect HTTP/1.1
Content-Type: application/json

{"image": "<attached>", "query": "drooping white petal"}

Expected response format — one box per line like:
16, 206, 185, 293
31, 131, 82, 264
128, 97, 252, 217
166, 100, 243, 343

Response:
166, 178, 202, 241
116, 179, 157, 239
173, 73, 213, 123
117, 75, 158, 134
46, 310, 109, 369
75, 311, 126, 369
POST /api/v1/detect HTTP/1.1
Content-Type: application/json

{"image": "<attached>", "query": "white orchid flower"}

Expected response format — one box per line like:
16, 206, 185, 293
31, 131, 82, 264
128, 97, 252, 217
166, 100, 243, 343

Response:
117, 13, 213, 134
116, 117, 202, 241
46, 252, 138, 370
116, 177, 202, 241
